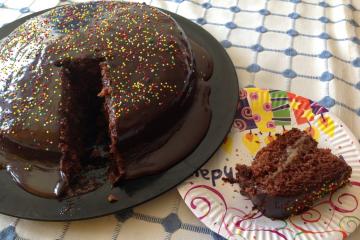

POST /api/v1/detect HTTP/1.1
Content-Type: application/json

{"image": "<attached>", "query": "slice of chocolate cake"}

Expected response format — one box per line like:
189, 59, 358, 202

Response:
235, 128, 352, 219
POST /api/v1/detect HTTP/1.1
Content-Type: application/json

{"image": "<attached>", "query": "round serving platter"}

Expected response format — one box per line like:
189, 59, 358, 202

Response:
0, 8, 239, 220
178, 88, 360, 240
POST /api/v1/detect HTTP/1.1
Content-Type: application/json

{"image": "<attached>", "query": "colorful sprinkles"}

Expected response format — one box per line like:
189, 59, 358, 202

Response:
0, 2, 193, 150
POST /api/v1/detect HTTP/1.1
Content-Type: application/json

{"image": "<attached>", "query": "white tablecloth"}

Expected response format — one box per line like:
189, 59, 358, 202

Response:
0, 0, 359, 239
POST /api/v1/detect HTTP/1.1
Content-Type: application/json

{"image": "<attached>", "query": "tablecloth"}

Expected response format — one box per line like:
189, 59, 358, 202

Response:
0, 0, 359, 239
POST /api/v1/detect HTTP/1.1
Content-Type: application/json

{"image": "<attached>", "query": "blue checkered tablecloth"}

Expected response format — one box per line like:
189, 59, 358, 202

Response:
0, 0, 359, 239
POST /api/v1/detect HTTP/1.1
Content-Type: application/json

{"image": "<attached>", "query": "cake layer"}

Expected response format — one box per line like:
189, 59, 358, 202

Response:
236, 129, 352, 219
58, 59, 110, 187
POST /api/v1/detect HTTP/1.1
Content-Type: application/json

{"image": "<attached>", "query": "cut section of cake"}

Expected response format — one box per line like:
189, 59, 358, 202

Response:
235, 128, 352, 219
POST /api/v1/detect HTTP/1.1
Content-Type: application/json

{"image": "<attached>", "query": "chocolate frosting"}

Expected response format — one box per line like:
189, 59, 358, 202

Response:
0, 2, 193, 152
0, 2, 214, 198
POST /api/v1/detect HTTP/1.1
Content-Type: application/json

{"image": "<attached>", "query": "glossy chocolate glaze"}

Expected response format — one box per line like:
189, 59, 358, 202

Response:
124, 41, 212, 179
0, 2, 193, 152
244, 170, 351, 219
0, 38, 213, 198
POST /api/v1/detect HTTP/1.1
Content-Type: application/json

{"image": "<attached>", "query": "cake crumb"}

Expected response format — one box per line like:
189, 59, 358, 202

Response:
97, 87, 112, 97
24, 164, 32, 171
107, 194, 119, 203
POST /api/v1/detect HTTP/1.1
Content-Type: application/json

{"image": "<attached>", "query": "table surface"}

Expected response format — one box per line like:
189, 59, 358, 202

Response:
0, 0, 359, 239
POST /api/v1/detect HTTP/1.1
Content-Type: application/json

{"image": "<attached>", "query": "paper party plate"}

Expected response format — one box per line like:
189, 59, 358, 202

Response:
178, 88, 360, 240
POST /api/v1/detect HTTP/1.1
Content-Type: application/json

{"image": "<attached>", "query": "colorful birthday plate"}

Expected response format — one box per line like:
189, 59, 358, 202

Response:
178, 88, 360, 240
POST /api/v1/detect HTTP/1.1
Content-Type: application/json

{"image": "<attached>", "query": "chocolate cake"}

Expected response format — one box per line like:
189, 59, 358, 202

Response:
0, 2, 213, 197
235, 128, 352, 219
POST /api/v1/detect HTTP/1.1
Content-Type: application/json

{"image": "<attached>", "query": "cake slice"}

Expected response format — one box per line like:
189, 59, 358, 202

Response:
235, 128, 352, 219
